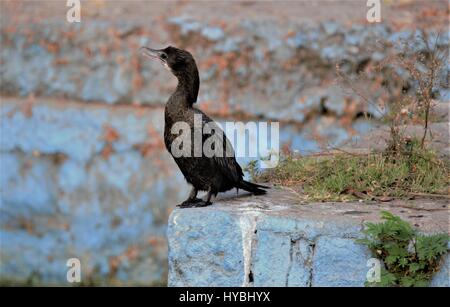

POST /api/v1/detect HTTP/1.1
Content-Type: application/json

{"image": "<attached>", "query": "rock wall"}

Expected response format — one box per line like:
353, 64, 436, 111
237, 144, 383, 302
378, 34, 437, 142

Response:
168, 190, 449, 287
0, 97, 188, 285
1, 2, 448, 122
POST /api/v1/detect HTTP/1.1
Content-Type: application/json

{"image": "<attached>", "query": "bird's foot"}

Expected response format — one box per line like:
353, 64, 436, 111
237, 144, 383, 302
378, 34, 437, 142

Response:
194, 200, 212, 207
177, 197, 202, 207
177, 198, 212, 208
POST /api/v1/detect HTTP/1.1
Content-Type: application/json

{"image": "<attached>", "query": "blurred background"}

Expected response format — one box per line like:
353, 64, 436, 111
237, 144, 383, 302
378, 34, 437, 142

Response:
0, 0, 448, 285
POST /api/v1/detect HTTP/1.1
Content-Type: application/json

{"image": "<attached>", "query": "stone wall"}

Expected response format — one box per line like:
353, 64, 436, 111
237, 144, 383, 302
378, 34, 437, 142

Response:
1, 2, 448, 121
167, 190, 449, 287
0, 97, 189, 285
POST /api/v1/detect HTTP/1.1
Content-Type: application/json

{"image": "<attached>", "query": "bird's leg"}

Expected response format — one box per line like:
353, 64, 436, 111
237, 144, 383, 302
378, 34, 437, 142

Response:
177, 187, 203, 208
194, 188, 213, 207
205, 190, 213, 206
178, 188, 214, 208
186, 187, 202, 202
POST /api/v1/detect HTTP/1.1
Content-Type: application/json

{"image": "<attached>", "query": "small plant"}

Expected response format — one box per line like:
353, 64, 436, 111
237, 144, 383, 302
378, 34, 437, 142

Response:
395, 31, 448, 149
244, 159, 261, 182
336, 29, 448, 154
357, 211, 449, 287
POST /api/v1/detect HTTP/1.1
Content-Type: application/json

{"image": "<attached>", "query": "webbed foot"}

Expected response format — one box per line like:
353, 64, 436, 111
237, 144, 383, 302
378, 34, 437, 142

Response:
177, 198, 202, 208
177, 199, 212, 208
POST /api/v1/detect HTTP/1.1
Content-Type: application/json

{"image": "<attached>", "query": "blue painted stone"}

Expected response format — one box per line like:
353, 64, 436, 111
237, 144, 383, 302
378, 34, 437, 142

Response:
252, 231, 292, 286
168, 209, 245, 287
0, 99, 186, 285
312, 237, 371, 287
253, 230, 311, 287
430, 254, 450, 287
201, 27, 225, 41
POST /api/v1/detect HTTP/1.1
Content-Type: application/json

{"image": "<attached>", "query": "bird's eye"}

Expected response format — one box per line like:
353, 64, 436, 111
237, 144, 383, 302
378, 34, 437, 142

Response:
161, 53, 168, 60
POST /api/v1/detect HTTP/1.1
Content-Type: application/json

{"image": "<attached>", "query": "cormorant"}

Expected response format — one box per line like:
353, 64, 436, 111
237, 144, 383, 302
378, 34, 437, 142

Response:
140, 46, 268, 207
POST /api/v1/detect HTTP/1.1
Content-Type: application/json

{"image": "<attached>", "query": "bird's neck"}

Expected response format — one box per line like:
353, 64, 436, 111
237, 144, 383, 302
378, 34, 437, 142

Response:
173, 68, 200, 108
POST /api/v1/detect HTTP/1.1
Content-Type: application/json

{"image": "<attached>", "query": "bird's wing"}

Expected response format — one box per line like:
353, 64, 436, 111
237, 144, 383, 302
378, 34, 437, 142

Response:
199, 111, 244, 183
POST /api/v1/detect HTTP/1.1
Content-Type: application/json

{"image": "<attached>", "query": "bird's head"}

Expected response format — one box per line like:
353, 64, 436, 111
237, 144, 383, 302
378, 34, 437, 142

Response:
140, 45, 199, 104
140, 46, 197, 77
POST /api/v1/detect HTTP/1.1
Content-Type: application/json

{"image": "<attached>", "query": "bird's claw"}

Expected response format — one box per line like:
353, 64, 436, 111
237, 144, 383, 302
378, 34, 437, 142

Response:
177, 199, 212, 208
195, 201, 212, 207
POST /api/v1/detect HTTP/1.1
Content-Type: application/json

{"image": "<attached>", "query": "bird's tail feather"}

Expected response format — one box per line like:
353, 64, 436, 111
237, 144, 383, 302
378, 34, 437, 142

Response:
238, 180, 269, 195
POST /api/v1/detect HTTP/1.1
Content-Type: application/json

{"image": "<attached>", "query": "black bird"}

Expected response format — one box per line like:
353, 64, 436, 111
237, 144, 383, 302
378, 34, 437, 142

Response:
140, 46, 268, 207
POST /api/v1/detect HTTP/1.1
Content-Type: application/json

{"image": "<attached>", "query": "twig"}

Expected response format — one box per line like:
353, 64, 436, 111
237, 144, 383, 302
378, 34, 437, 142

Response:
408, 192, 450, 199
391, 203, 448, 212
335, 65, 386, 118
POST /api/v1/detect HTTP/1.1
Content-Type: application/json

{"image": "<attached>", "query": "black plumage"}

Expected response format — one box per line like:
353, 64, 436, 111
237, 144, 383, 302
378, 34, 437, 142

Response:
141, 46, 268, 207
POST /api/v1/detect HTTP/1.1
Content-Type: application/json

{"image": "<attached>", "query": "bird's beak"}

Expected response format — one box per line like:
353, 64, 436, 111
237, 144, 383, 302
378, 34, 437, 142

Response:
139, 46, 171, 72
140, 47, 163, 61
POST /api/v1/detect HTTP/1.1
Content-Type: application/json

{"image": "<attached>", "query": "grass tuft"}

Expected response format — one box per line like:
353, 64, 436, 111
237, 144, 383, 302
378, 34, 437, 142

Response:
253, 139, 449, 201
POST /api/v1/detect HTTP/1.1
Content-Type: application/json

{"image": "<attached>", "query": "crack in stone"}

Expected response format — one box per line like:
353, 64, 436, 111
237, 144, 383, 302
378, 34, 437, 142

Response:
307, 241, 316, 287
238, 212, 261, 287
286, 237, 316, 287
285, 239, 296, 286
